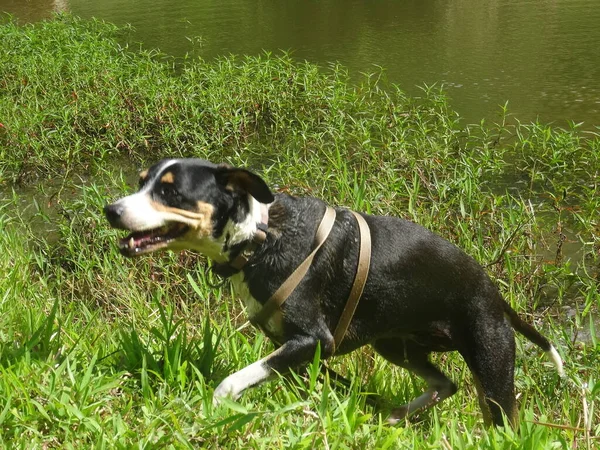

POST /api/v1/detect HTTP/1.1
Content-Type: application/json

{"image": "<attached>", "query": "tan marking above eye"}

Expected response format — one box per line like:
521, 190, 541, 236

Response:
161, 172, 175, 184
139, 169, 149, 180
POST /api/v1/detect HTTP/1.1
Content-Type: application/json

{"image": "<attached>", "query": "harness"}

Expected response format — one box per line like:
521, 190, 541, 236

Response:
220, 205, 371, 352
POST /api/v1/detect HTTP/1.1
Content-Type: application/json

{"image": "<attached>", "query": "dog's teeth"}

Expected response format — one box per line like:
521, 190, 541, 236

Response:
129, 237, 135, 249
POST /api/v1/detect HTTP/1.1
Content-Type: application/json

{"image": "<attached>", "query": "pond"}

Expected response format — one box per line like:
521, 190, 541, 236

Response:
2, 0, 599, 128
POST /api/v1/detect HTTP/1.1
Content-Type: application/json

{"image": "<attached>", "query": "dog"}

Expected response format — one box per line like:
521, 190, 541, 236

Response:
104, 158, 564, 426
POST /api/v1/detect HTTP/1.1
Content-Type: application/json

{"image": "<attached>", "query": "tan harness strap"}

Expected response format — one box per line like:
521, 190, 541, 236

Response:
250, 206, 337, 327
332, 211, 371, 349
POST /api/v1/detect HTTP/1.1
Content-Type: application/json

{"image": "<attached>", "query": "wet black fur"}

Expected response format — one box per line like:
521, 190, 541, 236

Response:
106, 158, 557, 426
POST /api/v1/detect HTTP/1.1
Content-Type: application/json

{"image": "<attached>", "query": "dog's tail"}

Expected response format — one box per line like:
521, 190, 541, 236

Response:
503, 302, 565, 377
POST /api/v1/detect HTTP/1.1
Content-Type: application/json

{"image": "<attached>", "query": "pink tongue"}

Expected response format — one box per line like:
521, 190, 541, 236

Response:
120, 230, 155, 247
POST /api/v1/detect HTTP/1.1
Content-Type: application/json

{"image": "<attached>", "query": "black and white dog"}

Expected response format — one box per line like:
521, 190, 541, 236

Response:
104, 158, 563, 426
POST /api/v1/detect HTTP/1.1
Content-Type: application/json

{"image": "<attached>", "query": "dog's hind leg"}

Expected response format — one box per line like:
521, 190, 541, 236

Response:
459, 317, 517, 427
372, 338, 457, 424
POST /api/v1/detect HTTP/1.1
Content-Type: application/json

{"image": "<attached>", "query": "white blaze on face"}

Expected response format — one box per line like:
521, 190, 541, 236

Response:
113, 159, 179, 231
112, 192, 167, 230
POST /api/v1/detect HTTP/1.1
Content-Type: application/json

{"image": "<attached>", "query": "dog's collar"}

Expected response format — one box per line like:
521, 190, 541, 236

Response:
212, 203, 269, 277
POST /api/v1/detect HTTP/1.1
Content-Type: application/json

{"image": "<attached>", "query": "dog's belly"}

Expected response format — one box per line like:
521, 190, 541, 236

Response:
403, 322, 457, 352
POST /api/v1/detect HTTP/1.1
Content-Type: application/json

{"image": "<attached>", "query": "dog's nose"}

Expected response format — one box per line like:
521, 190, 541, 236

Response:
104, 203, 124, 228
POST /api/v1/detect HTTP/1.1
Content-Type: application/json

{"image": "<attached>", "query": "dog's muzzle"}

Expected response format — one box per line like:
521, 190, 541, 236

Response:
104, 203, 127, 230
103, 202, 189, 257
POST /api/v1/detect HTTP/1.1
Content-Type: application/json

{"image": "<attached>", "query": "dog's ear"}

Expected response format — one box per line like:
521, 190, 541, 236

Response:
215, 165, 274, 204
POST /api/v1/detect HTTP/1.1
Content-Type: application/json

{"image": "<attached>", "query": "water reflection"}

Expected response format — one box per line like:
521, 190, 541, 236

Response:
1, 0, 599, 126
1, 0, 66, 21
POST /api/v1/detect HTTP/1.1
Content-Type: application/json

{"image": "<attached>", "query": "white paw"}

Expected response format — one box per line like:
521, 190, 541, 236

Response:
213, 377, 239, 406
212, 360, 272, 407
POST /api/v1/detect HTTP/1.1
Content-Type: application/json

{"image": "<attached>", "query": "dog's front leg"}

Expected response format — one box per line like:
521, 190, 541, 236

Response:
213, 334, 332, 405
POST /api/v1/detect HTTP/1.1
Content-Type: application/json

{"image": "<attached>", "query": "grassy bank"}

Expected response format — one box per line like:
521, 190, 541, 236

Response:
0, 15, 598, 448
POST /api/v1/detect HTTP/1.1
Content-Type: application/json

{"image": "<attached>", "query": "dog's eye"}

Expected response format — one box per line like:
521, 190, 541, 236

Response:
160, 184, 179, 199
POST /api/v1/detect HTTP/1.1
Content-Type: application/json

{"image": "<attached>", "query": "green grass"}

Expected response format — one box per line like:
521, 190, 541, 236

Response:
0, 14, 598, 448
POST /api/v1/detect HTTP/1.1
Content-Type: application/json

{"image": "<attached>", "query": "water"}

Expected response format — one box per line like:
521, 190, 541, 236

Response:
1, 0, 599, 127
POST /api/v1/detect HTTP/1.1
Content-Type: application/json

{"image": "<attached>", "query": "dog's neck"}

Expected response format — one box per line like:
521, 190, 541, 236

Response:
225, 195, 268, 249
208, 195, 270, 272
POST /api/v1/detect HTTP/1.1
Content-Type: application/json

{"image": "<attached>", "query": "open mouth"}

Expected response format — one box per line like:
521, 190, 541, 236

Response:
118, 223, 189, 256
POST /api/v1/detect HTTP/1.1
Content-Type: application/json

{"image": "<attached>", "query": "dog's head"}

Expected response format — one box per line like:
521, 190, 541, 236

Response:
104, 159, 274, 260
